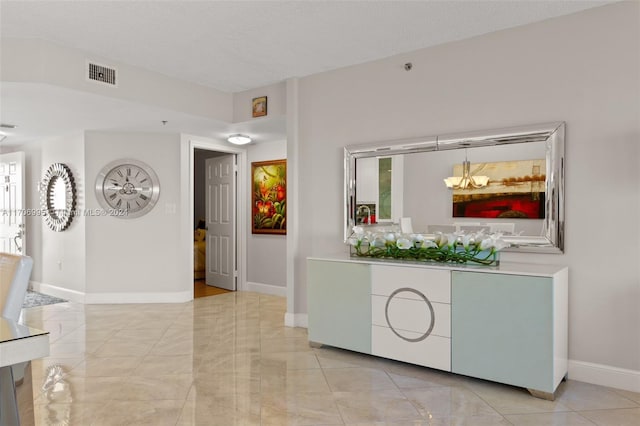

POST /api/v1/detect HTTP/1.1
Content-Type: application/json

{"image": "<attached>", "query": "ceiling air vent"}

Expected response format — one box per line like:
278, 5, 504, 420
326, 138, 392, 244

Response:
87, 62, 117, 86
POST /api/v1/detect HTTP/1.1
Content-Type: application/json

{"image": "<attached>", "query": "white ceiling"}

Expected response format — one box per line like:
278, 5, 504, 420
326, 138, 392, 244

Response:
0, 0, 615, 146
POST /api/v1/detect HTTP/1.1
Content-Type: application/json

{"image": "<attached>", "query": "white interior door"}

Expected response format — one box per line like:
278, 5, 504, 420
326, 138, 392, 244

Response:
0, 152, 25, 254
205, 155, 236, 290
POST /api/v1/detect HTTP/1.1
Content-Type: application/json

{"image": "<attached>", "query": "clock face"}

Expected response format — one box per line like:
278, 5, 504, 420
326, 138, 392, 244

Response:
95, 159, 160, 219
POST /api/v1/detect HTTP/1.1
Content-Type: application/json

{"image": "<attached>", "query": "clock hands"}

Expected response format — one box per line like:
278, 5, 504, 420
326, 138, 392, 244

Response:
117, 176, 138, 195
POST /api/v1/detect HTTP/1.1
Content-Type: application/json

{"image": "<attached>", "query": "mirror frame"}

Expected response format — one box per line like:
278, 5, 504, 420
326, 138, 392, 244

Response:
40, 163, 77, 232
344, 122, 565, 253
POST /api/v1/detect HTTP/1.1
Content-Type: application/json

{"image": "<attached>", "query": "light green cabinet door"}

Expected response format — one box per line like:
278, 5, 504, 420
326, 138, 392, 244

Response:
307, 260, 371, 354
452, 271, 554, 393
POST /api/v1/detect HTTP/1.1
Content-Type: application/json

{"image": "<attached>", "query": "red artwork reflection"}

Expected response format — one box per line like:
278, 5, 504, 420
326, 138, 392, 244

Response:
453, 193, 545, 219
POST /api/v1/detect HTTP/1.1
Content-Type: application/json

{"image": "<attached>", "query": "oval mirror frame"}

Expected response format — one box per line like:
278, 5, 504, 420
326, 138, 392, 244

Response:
40, 163, 77, 232
344, 122, 565, 253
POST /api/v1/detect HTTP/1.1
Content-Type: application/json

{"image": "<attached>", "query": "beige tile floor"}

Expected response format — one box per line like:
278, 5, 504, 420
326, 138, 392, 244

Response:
19, 292, 640, 426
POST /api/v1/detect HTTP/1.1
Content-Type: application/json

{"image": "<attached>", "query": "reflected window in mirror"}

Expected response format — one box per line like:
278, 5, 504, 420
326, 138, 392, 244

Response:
378, 157, 392, 221
355, 156, 404, 224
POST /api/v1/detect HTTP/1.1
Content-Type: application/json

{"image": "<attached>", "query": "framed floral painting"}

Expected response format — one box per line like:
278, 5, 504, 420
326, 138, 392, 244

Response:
252, 159, 286, 234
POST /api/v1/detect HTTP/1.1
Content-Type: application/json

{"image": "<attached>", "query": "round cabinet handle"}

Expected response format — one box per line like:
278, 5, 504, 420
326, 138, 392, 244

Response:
385, 287, 435, 342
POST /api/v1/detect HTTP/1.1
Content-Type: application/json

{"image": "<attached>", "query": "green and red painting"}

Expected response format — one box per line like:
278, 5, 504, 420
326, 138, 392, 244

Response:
252, 159, 286, 234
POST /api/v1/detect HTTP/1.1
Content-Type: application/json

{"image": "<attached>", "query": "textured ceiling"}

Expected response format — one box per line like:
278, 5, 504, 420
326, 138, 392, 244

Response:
0, 1, 617, 145
0, 0, 614, 93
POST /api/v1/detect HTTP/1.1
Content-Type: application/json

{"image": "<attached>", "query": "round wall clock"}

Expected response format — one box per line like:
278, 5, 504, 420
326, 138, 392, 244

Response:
95, 159, 160, 219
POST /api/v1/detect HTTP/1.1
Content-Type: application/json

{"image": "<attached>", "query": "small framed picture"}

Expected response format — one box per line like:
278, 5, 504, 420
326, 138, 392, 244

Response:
252, 96, 267, 117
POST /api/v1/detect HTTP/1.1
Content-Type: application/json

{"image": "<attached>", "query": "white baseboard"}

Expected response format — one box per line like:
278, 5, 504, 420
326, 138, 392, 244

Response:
29, 281, 191, 304
84, 291, 192, 304
245, 281, 287, 297
284, 312, 308, 328
29, 281, 85, 303
569, 359, 640, 393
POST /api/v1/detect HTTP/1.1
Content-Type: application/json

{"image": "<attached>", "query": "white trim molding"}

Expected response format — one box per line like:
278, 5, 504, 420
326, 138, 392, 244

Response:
245, 281, 286, 297
284, 312, 308, 328
183, 135, 248, 299
569, 359, 640, 393
28, 281, 192, 304
286, 77, 299, 321
29, 281, 85, 304
84, 291, 192, 304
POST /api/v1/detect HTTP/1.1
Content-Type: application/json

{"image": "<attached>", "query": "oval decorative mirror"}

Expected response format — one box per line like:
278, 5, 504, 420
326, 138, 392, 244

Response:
40, 163, 77, 232
344, 122, 565, 253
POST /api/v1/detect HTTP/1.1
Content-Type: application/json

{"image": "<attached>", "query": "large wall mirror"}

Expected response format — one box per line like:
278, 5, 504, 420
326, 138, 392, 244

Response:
344, 122, 565, 253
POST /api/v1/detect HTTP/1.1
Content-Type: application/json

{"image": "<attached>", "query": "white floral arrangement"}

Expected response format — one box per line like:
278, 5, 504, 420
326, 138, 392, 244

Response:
348, 226, 509, 265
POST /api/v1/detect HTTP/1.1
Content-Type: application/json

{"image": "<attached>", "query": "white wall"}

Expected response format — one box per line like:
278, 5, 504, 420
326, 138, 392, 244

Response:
1, 38, 232, 123
247, 140, 287, 295
294, 0, 640, 384
7, 135, 87, 297
233, 82, 286, 123
39, 133, 87, 295
84, 131, 189, 302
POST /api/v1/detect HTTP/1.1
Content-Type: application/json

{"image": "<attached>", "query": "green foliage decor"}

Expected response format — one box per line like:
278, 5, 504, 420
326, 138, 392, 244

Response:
348, 226, 508, 266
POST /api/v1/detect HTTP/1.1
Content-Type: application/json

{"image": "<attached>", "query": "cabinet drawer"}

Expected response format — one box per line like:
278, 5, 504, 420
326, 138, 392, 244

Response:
371, 265, 450, 303
372, 325, 451, 371
372, 294, 450, 338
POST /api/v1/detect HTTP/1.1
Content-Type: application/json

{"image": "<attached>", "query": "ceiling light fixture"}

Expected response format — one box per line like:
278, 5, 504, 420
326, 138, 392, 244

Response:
444, 149, 489, 190
227, 134, 252, 145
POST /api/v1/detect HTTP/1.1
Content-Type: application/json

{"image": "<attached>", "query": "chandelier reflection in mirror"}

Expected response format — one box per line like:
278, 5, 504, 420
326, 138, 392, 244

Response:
444, 149, 489, 190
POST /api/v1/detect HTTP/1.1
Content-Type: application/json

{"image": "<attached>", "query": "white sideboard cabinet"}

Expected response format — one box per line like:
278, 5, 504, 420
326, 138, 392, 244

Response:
307, 255, 568, 399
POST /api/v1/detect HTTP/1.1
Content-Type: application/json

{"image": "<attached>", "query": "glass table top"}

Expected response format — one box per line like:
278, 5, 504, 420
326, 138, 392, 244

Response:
0, 317, 49, 344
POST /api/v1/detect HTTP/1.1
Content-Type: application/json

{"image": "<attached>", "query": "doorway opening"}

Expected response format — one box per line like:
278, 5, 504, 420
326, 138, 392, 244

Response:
0, 152, 26, 255
193, 148, 237, 296
187, 137, 248, 301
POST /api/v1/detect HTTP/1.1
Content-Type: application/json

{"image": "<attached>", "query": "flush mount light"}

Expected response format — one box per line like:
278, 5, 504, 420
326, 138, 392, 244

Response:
227, 134, 252, 145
